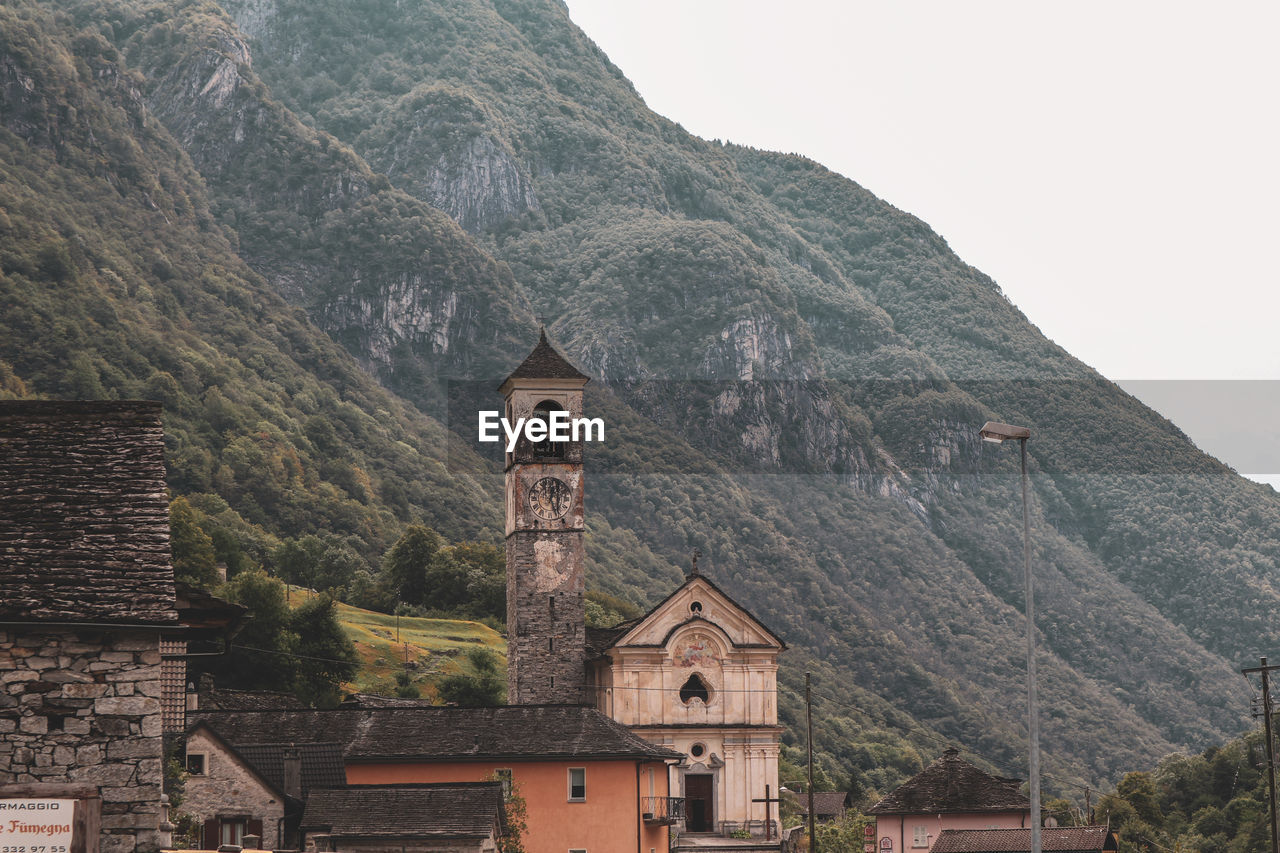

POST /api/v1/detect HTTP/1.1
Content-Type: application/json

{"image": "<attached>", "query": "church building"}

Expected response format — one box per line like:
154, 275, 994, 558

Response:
501, 333, 786, 837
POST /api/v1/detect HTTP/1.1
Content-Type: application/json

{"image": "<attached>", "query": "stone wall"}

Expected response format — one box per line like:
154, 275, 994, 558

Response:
0, 628, 167, 853
505, 528, 586, 705
183, 728, 286, 849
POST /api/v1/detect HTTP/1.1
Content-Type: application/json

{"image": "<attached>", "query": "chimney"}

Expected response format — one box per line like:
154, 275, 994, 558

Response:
283, 746, 302, 800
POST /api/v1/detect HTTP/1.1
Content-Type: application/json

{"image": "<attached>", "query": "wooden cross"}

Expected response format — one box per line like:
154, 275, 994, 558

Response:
752, 784, 784, 841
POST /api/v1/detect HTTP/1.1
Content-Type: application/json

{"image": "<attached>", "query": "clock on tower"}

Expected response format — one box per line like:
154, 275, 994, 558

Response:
499, 329, 589, 704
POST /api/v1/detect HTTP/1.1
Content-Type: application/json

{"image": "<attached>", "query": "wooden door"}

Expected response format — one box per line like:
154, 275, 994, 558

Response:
685, 774, 714, 832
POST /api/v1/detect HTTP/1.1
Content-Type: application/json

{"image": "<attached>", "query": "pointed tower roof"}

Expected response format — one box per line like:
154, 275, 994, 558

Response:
500, 329, 589, 390
867, 748, 1030, 815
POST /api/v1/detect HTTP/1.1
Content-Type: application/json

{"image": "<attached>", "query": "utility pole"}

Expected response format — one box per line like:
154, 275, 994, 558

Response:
807, 672, 816, 853
1243, 656, 1280, 853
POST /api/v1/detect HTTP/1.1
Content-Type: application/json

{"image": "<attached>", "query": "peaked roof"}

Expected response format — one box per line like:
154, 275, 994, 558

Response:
191, 705, 682, 762
301, 783, 506, 839
931, 827, 1118, 853
608, 572, 786, 651
0, 401, 178, 625
235, 742, 347, 795
867, 749, 1030, 815
501, 329, 589, 384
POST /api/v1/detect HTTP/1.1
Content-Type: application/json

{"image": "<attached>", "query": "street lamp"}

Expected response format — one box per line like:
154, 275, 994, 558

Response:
979, 421, 1040, 853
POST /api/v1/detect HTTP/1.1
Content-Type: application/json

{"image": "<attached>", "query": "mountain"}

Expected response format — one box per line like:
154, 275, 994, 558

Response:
3, 0, 1278, 797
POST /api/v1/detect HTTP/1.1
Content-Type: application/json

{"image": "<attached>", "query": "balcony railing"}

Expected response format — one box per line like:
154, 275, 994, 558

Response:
641, 796, 685, 825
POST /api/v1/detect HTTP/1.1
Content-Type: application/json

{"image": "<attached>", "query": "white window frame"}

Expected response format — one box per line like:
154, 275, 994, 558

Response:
912, 825, 929, 848
568, 767, 586, 802
495, 768, 513, 798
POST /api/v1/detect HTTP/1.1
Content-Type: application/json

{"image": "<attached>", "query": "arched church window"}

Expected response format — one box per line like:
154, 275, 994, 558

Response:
531, 400, 566, 459
680, 673, 711, 704
689, 601, 703, 615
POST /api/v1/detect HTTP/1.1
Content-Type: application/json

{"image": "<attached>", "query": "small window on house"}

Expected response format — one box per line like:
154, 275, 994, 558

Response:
186, 753, 206, 776
679, 674, 710, 704
912, 825, 929, 848
568, 767, 586, 801
495, 768, 513, 798
220, 818, 246, 848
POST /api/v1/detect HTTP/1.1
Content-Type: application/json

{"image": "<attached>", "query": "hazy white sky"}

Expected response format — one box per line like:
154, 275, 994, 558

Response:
563, 0, 1280, 381
562, 0, 1280, 482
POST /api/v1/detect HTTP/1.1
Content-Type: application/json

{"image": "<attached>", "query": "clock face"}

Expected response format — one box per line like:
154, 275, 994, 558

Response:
528, 477, 571, 520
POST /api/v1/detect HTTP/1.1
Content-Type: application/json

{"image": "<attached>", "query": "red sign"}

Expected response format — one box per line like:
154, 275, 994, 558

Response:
881, 839, 894, 851
865, 825, 876, 839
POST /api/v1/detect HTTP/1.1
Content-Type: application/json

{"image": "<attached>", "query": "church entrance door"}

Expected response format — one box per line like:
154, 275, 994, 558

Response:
685, 773, 714, 832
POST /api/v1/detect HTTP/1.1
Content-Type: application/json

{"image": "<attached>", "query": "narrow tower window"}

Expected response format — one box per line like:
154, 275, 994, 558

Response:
680, 673, 710, 704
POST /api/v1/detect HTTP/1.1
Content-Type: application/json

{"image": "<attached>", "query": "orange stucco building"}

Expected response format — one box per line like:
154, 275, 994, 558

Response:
190, 705, 683, 853
349, 757, 673, 853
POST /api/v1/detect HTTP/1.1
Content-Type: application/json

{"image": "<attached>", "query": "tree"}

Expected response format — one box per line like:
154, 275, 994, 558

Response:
494, 778, 528, 853
170, 496, 220, 588
383, 525, 442, 606
436, 647, 505, 707
199, 569, 297, 693
289, 593, 359, 707
425, 541, 504, 618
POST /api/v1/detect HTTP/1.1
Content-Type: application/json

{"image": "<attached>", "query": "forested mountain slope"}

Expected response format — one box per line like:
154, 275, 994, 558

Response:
3, 0, 1278, 797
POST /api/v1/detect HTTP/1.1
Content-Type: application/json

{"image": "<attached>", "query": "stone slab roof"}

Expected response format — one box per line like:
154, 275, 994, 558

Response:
301, 783, 506, 839
235, 742, 347, 795
867, 749, 1030, 815
192, 705, 683, 762
931, 827, 1118, 853
502, 329, 589, 383
0, 401, 177, 625
795, 791, 851, 817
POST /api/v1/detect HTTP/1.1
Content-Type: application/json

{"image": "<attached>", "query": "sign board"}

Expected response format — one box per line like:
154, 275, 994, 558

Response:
880, 838, 894, 851
0, 799, 74, 853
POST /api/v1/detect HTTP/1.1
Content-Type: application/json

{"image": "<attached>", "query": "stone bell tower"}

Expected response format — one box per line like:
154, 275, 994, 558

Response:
500, 330, 590, 704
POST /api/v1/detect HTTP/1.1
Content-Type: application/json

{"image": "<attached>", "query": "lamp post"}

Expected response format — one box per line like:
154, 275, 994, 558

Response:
979, 421, 1039, 853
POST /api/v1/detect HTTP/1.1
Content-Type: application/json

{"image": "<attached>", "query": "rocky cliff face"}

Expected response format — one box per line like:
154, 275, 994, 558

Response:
420, 133, 539, 233
128, 4, 532, 382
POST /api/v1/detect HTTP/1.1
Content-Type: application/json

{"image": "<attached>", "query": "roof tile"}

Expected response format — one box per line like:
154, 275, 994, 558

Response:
0, 401, 177, 625
301, 783, 506, 839
191, 705, 683, 761
867, 749, 1030, 815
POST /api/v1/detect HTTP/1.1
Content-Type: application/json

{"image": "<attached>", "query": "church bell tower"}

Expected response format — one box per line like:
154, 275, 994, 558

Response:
500, 330, 589, 704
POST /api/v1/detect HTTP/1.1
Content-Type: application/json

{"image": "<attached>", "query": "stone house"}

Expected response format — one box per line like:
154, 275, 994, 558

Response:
299, 783, 507, 853
0, 401, 179, 853
868, 749, 1032, 853
181, 722, 345, 849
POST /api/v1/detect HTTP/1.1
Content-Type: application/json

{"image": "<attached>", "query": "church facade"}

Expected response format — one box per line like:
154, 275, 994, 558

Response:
586, 572, 785, 834
501, 334, 786, 836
